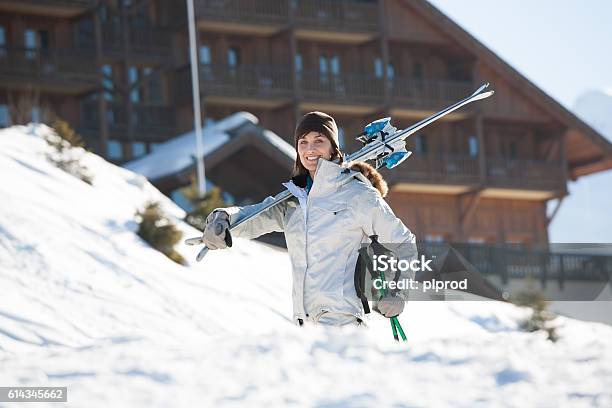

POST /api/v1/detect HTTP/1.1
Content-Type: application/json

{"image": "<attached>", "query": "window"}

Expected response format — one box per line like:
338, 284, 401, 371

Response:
387, 62, 395, 80
102, 65, 114, 101
204, 117, 216, 128
150, 142, 162, 152
143, 67, 162, 103
129, 66, 140, 103
330, 55, 340, 76
24, 29, 49, 58
469, 136, 478, 157
374, 58, 383, 78
132, 141, 146, 157
107, 140, 123, 160
0, 104, 9, 127
295, 54, 302, 73
31, 107, 41, 123
319, 55, 329, 84
227, 47, 240, 68
199, 45, 211, 65
425, 234, 446, 243
0, 26, 6, 57
24, 29, 36, 58
415, 134, 428, 154
38, 30, 49, 50
100, 4, 109, 22
319, 55, 328, 75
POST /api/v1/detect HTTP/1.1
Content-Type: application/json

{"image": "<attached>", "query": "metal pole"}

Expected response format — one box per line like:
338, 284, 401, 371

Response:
186, 0, 206, 197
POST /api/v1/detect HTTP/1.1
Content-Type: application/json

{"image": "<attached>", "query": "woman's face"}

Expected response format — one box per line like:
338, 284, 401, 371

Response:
297, 132, 334, 175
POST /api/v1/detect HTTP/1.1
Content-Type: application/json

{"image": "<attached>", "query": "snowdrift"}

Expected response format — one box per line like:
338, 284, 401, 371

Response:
1, 124, 611, 407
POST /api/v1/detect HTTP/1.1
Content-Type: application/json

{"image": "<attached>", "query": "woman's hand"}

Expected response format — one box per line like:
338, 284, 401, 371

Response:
202, 211, 232, 250
377, 294, 405, 318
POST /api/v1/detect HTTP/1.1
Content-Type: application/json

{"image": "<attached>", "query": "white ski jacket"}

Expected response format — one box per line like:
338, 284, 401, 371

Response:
215, 158, 417, 325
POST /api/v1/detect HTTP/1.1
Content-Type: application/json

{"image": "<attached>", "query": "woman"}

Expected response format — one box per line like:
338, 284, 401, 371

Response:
201, 112, 417, 326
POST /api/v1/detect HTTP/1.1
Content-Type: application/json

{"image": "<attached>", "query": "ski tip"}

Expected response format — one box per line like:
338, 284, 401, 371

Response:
471, 83, 495, 101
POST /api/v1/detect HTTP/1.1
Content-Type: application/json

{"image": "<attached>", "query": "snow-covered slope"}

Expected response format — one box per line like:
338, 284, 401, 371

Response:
1, 125, 612, 407
549, 90, 612, 243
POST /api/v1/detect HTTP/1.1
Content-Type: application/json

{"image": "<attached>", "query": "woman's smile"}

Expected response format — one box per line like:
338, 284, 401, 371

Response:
298, 132, 334, 176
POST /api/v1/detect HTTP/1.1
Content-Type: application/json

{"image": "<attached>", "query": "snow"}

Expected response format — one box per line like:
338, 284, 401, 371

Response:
1, 124, 612, 407
124, 112, 296, 182
548, 90, 612, 243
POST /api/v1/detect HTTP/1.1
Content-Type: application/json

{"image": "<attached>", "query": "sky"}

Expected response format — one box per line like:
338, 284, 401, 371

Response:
427, 0, 612, 110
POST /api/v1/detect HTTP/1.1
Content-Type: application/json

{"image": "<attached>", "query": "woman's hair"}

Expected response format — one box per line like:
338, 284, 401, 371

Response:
292, 111, 343, 176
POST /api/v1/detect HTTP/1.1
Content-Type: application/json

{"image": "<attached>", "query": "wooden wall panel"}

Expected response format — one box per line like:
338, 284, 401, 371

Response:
387, 191, 548, 244
386, 0, 450, 44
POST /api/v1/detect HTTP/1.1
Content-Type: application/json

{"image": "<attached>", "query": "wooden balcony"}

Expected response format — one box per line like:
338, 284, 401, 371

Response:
192, 65, 293, 108
81, 102, 177, 141
391, 78, 474, 117
419, 242, 612, 288
0, 0, 94, 17
486, 157, 565, 192
100, 24, 175, 62
0, 46, 97, 94
398, 153, 480, 186
391, 153, 564, 195
196, 0, 289, 35
298, 70, 384, 112
295, 0, 380, 42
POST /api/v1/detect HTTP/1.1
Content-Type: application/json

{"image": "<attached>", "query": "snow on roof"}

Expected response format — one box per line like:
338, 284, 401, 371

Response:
124, 111, 295, 181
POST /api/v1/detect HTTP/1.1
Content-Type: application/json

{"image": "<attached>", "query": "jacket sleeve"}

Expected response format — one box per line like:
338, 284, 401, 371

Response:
211, 195, 286, 240
360, 187, 418, 301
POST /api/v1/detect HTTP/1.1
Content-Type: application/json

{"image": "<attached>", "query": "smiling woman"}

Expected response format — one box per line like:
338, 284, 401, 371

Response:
200, 111, 418, 327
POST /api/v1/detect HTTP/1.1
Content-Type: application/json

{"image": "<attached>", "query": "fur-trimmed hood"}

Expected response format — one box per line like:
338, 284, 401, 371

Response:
347, 161, 388, 198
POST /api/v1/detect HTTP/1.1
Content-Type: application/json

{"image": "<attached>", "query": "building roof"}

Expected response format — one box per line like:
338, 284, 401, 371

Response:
124, 112, 296, 201
411, 0, 612, 178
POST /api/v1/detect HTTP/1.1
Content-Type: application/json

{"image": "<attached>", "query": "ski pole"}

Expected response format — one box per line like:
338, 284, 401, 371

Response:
379, 270, 407, 342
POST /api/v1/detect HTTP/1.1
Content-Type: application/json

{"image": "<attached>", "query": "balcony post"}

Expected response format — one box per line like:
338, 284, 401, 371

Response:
93, 6, 108, 156
120, 0, 134, 157
288, 0, 301, 124
476, 111, 486, 185
378, 0, 391, 109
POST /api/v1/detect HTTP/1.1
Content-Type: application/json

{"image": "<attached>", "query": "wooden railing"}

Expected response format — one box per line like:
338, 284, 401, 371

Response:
295, 0, 379, 32
198, 64, 294, 99
100, 24, 174, 58
398, 154, 480, 184
196, 0, 289, 23
81, 102, 177, 139
393, 153, 564, 192
194, 0, 379, 32
419, 242, 612, 287
22, 0, 94, 5
486, 157, 565, 191
298, 70, 384, 104
0, 46, 97, 84
392, 78, 474, 110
